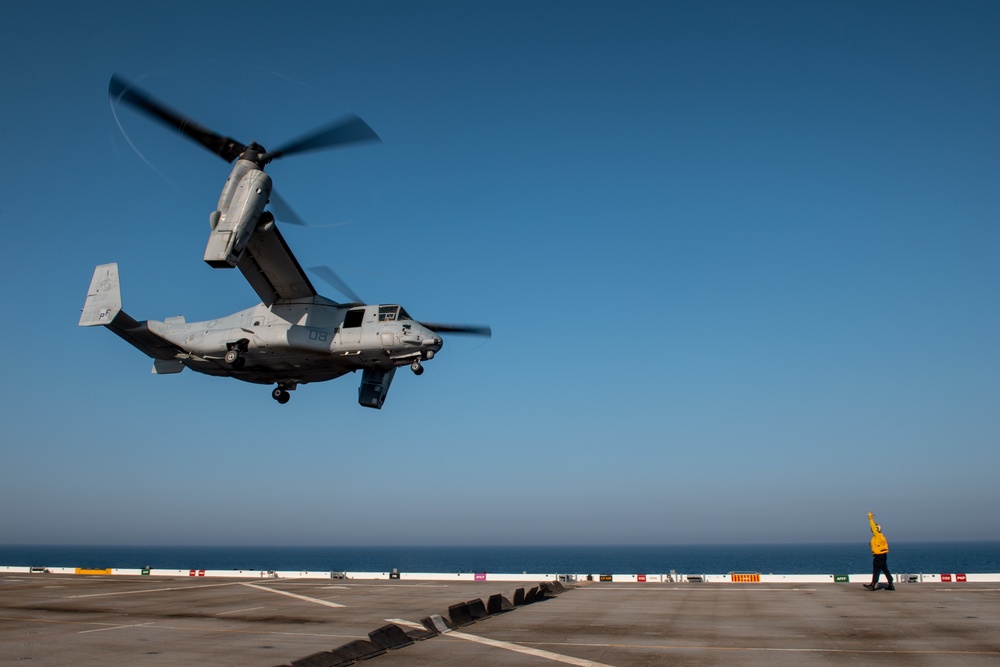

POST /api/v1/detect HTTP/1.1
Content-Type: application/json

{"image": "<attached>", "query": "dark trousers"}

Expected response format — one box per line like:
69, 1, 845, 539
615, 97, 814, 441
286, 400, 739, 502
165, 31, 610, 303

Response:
872, 553, 892, 585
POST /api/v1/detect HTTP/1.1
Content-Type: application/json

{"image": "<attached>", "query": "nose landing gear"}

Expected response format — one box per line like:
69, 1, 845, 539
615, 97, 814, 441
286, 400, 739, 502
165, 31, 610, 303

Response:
411, 360, 424, 376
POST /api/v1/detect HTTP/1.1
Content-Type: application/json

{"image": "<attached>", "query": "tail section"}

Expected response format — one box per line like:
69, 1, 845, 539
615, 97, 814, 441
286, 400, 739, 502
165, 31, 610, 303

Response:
80, 263, 184, 365
79, 263, 123, 326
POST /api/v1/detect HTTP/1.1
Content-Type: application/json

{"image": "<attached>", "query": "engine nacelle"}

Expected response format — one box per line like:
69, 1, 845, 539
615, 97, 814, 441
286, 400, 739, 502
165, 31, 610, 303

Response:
204, 164, 272, 268
358, 367, 396, 409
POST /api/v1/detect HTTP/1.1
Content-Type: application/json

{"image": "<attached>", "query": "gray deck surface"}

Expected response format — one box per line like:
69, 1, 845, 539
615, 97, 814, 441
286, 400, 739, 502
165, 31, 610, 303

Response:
2, 573, 998, 666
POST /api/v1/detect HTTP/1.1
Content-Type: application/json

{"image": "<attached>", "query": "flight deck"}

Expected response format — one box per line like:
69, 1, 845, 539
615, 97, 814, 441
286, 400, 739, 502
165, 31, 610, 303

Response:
2, 572, 999, 666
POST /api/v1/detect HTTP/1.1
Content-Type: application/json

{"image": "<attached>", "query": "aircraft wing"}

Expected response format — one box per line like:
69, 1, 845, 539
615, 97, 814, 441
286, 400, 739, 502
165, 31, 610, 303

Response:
237, 220, 317, 305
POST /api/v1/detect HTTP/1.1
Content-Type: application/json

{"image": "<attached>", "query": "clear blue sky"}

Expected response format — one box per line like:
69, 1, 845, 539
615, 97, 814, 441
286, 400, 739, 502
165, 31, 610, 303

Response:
1, 1, 997, 546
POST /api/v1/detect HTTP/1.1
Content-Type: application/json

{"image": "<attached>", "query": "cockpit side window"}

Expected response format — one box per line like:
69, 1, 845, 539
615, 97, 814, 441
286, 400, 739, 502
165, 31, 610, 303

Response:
343, 308, 365, 328
378, 305, 400, 322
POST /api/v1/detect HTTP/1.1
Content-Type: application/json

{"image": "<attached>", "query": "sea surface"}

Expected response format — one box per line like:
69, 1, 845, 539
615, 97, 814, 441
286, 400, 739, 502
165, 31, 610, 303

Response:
2, 542, 998, 575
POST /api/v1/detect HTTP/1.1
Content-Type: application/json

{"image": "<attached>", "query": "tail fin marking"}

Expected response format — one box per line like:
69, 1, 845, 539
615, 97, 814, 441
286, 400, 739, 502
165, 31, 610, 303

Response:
80, 263, 123, 327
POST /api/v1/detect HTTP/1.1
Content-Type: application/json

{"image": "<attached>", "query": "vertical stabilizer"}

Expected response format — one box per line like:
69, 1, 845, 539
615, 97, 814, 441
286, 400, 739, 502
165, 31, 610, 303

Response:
79, 263, 184, 363
79, 263, 122, 326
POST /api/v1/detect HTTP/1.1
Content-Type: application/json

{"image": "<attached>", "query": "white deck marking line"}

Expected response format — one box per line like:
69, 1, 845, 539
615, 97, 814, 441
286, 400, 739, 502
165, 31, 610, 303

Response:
79, 621, 155, 634
69, 581, 244, 598
216, 606, 266, 615
386, 619, 613, 667
521, 641, 1000, 657
241, 582, 344, 608
2, 615, 354, 639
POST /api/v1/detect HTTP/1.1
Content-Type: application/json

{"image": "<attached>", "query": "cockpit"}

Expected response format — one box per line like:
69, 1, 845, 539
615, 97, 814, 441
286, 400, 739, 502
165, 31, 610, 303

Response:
342, 305, 415, 330
378, 305, 412, 322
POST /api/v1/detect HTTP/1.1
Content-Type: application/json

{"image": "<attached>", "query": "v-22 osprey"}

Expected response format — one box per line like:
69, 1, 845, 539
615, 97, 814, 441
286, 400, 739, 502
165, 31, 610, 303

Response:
80, 75, 490, 408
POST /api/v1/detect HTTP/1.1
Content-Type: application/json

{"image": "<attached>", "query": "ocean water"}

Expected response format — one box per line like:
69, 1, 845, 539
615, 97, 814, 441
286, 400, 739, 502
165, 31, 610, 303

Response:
1, 542, 998, 574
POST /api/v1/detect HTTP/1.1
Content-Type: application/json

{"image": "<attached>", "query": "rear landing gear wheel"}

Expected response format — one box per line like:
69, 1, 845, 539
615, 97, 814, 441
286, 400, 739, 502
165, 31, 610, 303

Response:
271, 387, 290, 404
411, 360, 424, 375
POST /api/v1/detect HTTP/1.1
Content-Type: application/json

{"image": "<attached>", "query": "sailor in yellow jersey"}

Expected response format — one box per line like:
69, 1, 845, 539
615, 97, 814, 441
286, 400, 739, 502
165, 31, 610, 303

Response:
864, 511, 894, 590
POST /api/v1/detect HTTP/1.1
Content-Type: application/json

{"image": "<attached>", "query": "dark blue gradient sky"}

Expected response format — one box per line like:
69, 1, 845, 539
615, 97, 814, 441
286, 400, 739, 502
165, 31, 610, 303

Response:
1, 1, 997, 546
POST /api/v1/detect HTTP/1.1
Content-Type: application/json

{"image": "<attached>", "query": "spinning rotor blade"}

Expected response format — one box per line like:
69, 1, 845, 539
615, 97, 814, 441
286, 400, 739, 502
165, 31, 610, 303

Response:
109, 74, 246, 162
420, 322, 492, 337
309, 264, 491, 336
309, 266, 364, 304
265, 115, 380, 161
268, 190, 308, 227
269, 192, 355, 228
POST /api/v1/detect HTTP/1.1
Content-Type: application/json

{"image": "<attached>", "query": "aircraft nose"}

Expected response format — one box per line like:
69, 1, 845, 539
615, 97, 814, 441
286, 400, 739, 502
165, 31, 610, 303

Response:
400, 326, 441, 349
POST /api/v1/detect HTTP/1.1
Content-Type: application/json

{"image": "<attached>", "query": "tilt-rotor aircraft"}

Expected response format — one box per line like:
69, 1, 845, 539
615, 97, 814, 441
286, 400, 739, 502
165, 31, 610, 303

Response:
81, 75, 490, 407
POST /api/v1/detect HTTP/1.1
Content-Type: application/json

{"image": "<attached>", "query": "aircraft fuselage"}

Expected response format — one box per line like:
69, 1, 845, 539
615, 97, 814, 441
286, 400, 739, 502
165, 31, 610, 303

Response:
150, 296, 442, 386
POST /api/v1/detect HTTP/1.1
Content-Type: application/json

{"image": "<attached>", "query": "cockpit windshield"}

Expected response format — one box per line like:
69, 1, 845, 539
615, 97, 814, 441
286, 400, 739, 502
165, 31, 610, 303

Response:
378, 305, 413, 322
